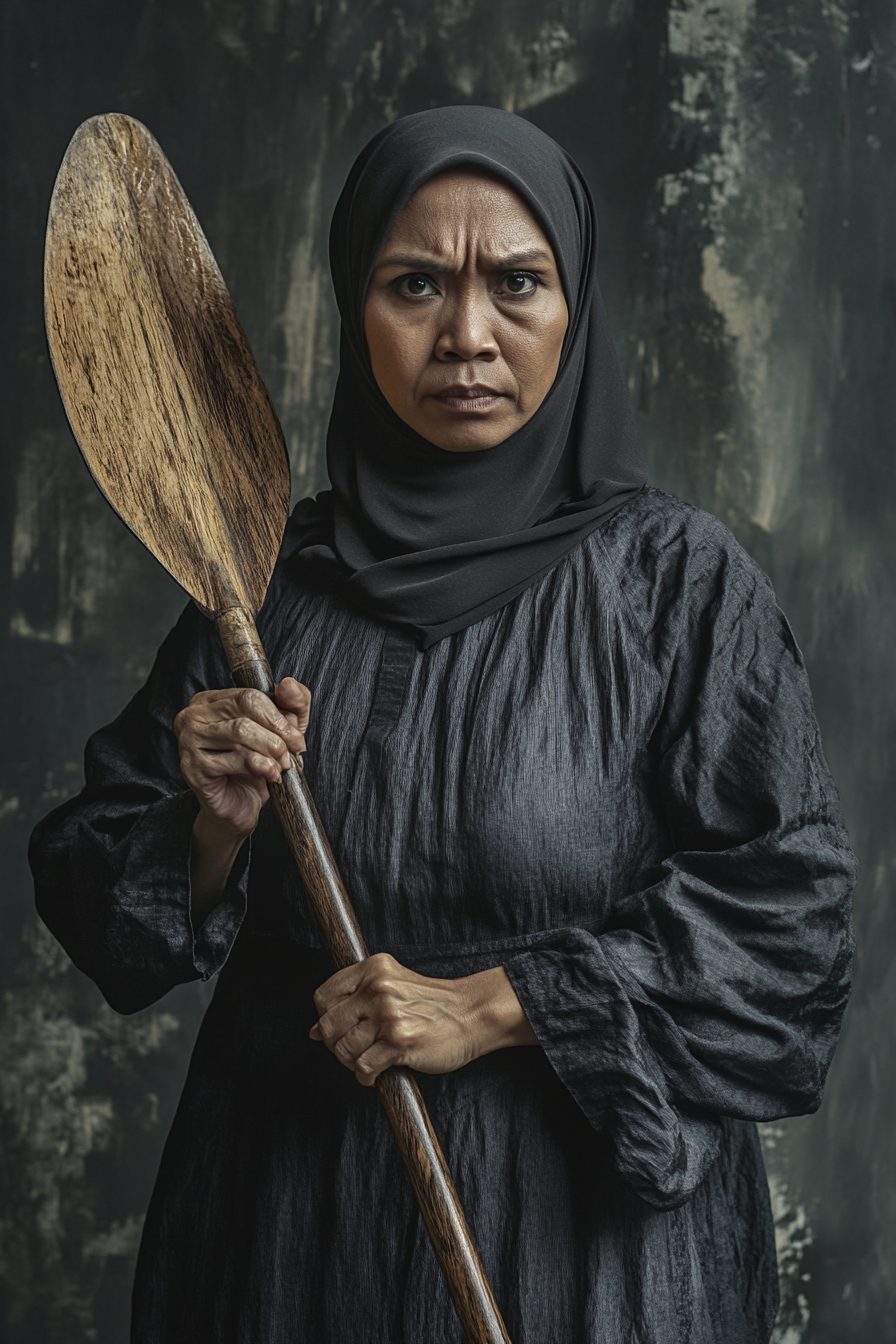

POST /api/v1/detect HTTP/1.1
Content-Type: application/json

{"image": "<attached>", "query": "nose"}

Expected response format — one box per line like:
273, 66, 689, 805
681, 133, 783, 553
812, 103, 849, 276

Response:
434, 290, 498, 363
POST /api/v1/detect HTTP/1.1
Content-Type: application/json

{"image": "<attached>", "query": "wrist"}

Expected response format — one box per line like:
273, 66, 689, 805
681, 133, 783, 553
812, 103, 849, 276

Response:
463, 965, 538, 1060
189, 809, 249, 926
192, 805, 252, 854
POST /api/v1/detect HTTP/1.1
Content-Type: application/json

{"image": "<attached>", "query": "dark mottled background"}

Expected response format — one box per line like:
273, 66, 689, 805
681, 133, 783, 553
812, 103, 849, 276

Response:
1, 1, 892, 1340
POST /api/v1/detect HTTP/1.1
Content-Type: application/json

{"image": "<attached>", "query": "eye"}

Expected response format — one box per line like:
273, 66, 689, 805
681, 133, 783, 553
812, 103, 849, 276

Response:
498, 271, 539, 298
395, 273, 439, 298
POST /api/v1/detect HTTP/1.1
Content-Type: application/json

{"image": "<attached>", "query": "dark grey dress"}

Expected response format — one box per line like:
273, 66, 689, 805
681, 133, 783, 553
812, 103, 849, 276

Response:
30, 487, 855, 1344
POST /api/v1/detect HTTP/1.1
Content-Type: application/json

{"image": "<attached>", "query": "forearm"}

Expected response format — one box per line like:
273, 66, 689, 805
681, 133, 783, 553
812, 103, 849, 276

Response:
189, 810, 248, 925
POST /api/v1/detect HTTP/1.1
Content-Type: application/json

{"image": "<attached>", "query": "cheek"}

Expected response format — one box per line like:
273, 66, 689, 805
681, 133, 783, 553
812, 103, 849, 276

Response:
542, 299, 570, 380
365, 305, 431, 406
503, 309, 568, 405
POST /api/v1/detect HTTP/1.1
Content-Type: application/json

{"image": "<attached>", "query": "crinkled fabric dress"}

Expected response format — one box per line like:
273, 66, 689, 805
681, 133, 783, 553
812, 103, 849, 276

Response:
30, 487, 856, 1344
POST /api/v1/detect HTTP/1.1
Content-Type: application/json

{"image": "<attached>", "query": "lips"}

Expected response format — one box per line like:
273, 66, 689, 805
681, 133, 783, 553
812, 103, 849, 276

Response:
430, 384, 506, 411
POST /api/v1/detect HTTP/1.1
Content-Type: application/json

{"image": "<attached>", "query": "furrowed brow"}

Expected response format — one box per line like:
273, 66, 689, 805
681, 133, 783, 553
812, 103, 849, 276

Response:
376, 248, 554, 273
377, 253, 456, 274
489, 249, 554, 268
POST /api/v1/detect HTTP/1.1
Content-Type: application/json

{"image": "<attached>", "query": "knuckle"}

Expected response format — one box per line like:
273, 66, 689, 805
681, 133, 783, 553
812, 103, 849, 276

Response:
181, 748, 205, 780
365, 956, 396, 993
232, 717, 252, 744
236, 688, 263, 715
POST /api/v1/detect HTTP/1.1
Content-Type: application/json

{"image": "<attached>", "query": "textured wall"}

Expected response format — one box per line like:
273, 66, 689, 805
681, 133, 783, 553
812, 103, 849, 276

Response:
2, 1, 892, 1339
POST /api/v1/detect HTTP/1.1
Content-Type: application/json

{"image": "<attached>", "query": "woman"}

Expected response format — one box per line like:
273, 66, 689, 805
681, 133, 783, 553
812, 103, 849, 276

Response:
31, 106, 855, 1343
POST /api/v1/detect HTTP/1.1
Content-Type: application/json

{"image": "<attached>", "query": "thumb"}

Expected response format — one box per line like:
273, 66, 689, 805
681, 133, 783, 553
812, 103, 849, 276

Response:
274, 678, 311, 734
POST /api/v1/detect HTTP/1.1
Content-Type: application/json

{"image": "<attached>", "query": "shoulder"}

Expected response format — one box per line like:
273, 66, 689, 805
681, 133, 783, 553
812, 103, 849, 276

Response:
597, 485, 768, 593
587, 486, 788, 667
262, 493, 340, 612
258, 493, 382, 666
278, 492, 336, 562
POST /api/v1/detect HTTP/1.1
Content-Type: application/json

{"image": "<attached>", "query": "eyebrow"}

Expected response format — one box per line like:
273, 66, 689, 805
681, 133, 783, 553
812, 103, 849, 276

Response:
376, 248, 554, 273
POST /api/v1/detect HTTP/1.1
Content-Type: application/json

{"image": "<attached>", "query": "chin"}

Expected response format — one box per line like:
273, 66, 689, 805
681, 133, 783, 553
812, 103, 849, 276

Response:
420, 419, 514, 454
435, 438, 502, 454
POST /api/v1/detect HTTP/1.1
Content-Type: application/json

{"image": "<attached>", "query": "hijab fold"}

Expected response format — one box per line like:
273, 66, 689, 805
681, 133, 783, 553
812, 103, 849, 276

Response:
294, 105, 648, 648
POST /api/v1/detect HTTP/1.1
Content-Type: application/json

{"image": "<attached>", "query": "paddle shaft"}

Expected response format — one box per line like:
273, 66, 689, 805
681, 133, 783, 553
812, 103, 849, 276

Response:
216, 607, 511, 1344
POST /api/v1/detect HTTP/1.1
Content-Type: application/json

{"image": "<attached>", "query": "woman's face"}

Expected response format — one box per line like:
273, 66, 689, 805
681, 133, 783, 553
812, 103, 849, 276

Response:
364, 171, 569, 452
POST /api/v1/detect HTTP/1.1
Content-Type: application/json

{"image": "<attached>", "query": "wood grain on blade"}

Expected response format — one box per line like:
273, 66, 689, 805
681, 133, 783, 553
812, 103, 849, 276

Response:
44, 113, 290, 615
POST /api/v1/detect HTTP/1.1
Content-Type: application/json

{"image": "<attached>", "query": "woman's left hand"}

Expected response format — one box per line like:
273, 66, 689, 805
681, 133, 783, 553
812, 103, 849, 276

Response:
310, 954, 537, 1086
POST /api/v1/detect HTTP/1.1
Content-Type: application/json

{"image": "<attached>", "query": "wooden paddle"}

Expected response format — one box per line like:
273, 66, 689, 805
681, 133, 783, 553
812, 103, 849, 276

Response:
44, 112, 511, 1344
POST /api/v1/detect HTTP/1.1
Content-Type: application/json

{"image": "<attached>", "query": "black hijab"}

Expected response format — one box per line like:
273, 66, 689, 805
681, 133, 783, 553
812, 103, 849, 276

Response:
294, 105, 647, 648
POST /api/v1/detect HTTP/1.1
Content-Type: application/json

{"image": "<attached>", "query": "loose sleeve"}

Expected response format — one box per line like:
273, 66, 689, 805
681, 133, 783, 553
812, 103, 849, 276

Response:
29, 602, 250, 1014
505, 554, 856, 1209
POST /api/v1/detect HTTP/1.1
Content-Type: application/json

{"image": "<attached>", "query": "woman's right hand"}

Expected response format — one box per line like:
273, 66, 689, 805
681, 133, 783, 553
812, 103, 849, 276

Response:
174, 679, 311, 841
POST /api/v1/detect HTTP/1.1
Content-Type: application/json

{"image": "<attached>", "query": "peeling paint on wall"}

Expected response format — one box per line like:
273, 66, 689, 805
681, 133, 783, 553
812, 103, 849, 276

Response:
11, 430, 77, 644
8, 423, 177, 653
762, 1125, 816, 1344
83, 1215, 146, 1266
768, 1171, 814, 1344
700, 241, 791, 532
277, 136, 336, 498
0, 910, 207, 1339
661, 0, 755, 229
650, 0, 851, 539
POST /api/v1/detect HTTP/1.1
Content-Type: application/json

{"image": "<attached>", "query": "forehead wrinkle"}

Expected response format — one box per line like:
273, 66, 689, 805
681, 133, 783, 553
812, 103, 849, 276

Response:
384, 173, 553, 261
379, 207, 555, 277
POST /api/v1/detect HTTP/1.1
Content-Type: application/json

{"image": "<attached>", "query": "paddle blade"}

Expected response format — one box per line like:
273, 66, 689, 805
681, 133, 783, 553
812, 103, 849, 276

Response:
44, 113, 291, 615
